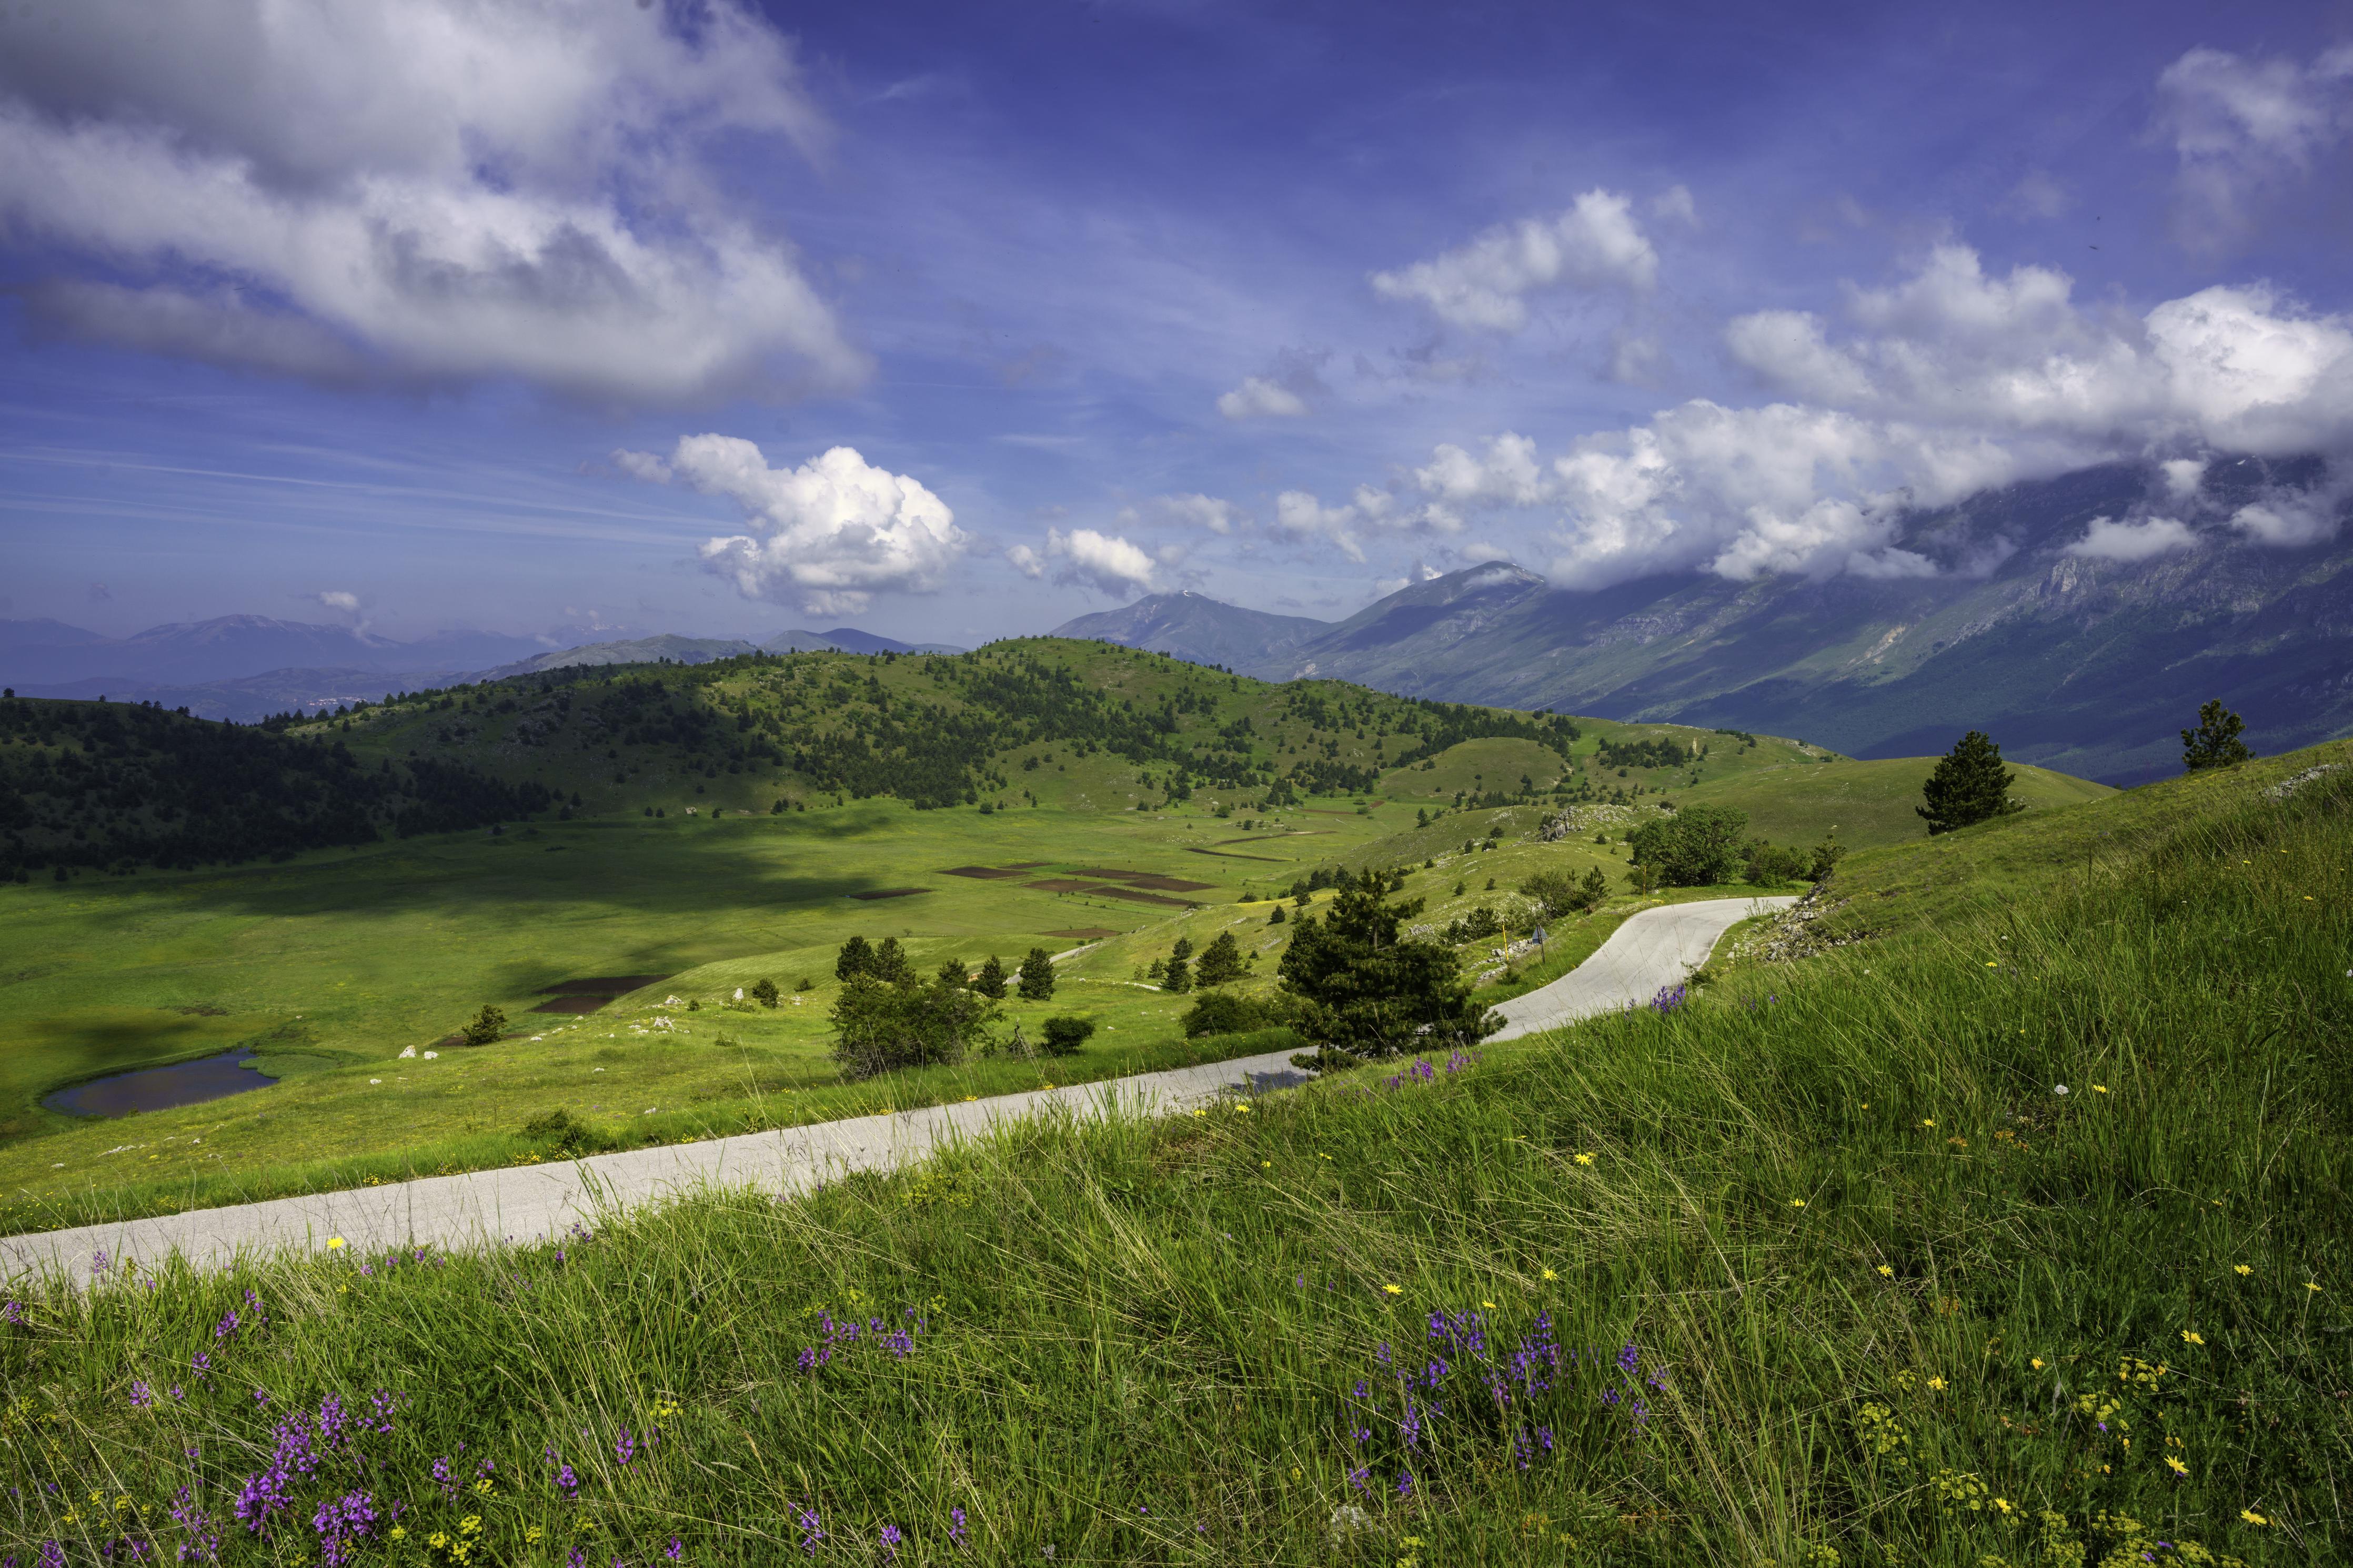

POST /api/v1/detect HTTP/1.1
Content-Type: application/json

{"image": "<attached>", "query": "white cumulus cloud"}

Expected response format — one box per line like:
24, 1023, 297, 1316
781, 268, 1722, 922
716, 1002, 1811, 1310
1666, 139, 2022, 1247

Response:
620, 437, 965, 615
2154, 45, 2353, 251
1119, 493, 1242, 534
316, 590, 360, 614
1048, 528, 1157, 598
1216, 376, 1310, 419
0, 0, 862, 403
2063, 515, 2200, 562
1370, 189, 1657, 331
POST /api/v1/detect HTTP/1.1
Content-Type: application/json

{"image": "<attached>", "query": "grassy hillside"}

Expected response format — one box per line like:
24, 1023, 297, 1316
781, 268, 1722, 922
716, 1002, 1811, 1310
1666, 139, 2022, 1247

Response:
1674, 755, 2114, 853
3, 742, 2341, 1564
0, 643, 2117, 1235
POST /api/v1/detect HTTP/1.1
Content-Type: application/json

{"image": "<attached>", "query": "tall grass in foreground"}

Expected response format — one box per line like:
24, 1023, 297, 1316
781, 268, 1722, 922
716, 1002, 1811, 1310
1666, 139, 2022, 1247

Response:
3, 773, 2347, 1565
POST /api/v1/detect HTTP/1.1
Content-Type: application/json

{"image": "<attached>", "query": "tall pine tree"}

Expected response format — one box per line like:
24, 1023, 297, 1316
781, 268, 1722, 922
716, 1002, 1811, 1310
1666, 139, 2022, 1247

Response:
2180, 700, 2251, 771
1918, 731, 2023, 835
1278, 868, 1497, 1064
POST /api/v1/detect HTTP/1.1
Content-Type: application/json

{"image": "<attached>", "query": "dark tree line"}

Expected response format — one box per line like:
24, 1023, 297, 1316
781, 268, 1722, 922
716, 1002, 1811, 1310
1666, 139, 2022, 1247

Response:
0, 697, 551, 879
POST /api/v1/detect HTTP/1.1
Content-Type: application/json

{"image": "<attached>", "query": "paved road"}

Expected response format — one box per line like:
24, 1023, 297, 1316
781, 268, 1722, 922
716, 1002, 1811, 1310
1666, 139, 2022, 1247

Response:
2, 895, 1794, 1283
0, 1050, 1314, 1284
1487, 895, 1798, 1041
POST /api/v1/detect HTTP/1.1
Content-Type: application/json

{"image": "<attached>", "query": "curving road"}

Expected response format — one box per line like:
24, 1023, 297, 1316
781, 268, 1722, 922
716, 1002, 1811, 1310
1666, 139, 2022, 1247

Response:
0, 1049, 1312, 1284
3, 895, 1794, 1282
1486, 895, 1798, 1041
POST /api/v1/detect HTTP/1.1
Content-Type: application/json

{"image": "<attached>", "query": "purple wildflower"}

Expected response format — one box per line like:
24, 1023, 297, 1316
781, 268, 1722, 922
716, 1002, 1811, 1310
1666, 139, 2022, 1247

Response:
190, 1351, 211, 1380
310, 1491, 379, 1568
665, 1540, 685, 1561
878, 1523, 902, 1559
1617, 1342, 1641, 1374
1396, 1471, 1415, 1498
3, 1301, 25, 1329
1648, 984, 1687, 1013
796, 1506, 823, 1557
949, 1506, 967, 1547
130, 1381, 155, 1409
1347, 1466, 1370, 1493
615, 1428, 637, 1465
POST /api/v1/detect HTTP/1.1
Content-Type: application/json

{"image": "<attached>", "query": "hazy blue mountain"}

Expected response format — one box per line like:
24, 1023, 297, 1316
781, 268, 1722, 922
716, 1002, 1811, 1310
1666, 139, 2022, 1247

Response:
475, 635, 762, 680
14, 668, 443, 723
763, 627, 966, 655
1236, 456, 2351, 784
0, 619, 108, 652
1050, 590, 1328, 668
0, 615, 543, 689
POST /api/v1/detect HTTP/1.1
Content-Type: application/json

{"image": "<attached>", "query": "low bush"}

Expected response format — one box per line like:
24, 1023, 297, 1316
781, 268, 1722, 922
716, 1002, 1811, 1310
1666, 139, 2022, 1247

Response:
1038, 1016, 1097, 1056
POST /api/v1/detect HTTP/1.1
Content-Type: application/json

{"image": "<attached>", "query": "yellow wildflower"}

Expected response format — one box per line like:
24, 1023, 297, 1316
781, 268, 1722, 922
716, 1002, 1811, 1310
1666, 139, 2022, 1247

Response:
1541, 1268, 1557, 1281
1481, 1300, 1497, 1309
1791, 1198, 1807, 1208
1876, 1264, 1895, 1278
1922, 1118, 1936, 1128
2181, 1330, 2204, 1345
2092, 1084, 2107, 1093
2165, 1455, 2189, 1476
1986, 960, 1998, 967
326, 1237, 346, 1250
1382, 1284, 1402, 1295
1573, 1152, 1595, 1166
2307, 1281, 2324, 1292
2241, 1510, 2268, 1526
1927, 1376, 1948, 1391
1232, 1102, 1249, 1113
2233, 1264, 2252, 1277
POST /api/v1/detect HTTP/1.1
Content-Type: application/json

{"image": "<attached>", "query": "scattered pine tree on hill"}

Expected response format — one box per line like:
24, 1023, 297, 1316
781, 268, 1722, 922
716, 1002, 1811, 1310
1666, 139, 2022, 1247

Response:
1917, 731, 2024, 835
1193, 930, 1244, 986
2181, 699, 2251, 772
972, 954, 1009, 1000
1278, 868, 1496, 1064
1017, 946, 1056, 1002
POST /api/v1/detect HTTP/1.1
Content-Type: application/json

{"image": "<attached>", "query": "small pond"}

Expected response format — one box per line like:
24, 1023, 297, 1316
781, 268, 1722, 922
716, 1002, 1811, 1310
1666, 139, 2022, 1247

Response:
43, 1049, 280, 1119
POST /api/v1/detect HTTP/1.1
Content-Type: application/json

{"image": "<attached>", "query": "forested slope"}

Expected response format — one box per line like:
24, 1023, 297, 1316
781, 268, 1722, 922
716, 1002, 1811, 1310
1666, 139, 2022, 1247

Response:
0, 696, 552, 879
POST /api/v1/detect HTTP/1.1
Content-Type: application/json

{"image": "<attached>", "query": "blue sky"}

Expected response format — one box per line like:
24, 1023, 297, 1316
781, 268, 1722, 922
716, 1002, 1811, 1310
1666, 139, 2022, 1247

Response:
3, 0, 2349, 648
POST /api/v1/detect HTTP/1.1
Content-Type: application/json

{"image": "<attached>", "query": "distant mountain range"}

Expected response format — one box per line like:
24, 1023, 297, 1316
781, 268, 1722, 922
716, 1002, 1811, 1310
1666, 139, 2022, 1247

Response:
1, 618, 964, 722
18, 451, 2347, 782
1050, 591, 1325, 670
1052, 457, 2353, 784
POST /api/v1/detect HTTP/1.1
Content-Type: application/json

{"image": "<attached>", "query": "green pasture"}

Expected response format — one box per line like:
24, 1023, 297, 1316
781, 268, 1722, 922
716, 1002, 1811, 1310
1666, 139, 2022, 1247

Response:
0, 790, 1422, 1227
6, 741, 2344, 1564
1674, 754, 2114, 851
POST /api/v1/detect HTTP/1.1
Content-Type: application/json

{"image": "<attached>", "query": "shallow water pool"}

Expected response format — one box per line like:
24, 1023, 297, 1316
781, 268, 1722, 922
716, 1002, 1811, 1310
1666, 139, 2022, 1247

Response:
44, 1049, 280, 1118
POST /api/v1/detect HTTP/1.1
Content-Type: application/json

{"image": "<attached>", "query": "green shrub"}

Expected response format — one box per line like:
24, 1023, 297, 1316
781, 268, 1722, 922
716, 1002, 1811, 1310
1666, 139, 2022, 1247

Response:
459, 1004, 506, 1047
1627, 804, 1749, 884
1038, 1016, 1096, 1056
749, 977, 779, 1008
518, 1107, 604, 1156
1743, 841, 1812, 885
829, 973, 996, 1081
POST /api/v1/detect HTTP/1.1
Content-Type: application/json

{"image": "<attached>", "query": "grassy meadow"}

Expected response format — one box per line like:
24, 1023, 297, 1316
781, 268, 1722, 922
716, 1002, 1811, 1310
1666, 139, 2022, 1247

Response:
0, 643, 2123, 1233
2, 736, 2343, 1564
